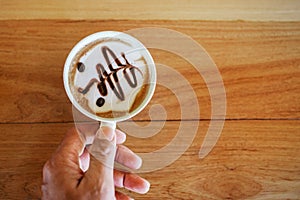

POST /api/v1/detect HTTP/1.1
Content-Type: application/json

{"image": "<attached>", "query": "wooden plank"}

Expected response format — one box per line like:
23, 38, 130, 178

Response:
0, 120, 299, 199
0, 20, 299, 123
0, 0, 300, 21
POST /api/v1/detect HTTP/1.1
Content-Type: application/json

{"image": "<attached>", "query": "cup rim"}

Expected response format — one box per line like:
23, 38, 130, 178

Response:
63, 31, 156, 123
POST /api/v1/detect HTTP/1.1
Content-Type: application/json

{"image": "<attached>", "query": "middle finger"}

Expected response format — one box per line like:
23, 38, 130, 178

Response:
115, 145, 142, 169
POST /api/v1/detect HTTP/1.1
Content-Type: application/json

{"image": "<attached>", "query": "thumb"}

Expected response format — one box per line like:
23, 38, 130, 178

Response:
80, 127, 116, 198
87, 126, 116, 169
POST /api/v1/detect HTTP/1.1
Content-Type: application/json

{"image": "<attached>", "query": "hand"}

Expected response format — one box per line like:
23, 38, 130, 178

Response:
42, 126, 150, 200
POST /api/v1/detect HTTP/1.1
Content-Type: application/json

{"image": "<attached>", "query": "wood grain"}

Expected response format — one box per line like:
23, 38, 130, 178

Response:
0, 20, 299, 123
0, 120, 299, 199
0, 0, 300, 21
0, 18, 299, 200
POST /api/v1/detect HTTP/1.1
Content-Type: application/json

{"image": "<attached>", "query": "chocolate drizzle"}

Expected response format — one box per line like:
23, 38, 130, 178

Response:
77, 46, 143, 107
96, 97, 105, 107
77, 62, 85, 72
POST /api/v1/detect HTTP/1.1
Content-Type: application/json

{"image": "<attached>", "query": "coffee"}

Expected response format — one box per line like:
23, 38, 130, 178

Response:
66, 35, 153, 119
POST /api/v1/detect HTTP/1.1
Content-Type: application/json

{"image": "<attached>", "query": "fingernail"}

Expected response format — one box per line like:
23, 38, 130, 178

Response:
100, 126, 114, 141
140, 179, 151, 194
135, 156, 142, 169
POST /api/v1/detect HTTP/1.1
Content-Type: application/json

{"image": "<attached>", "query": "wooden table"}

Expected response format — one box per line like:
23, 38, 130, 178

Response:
0, 1, 299, 199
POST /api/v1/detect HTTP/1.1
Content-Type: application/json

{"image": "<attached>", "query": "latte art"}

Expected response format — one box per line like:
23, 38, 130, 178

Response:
77, 46, 143, 106
69, 38, 150, 118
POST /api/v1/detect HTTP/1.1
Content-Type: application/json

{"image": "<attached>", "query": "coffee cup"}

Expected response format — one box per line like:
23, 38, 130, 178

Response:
63, 31, 156, 129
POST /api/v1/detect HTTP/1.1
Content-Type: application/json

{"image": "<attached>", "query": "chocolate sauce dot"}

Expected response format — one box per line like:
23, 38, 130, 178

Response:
77, 62, 85, 72
96, 97, 105, 107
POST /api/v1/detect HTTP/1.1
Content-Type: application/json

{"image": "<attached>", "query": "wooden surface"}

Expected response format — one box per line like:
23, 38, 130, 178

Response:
1, 121, 300, 199
1, 20, 299, 122
1, 0, 300, 21
0, 1, 300, 200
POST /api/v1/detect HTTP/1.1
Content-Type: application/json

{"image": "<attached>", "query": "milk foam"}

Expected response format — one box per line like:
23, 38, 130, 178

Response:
72, 40, 148, 114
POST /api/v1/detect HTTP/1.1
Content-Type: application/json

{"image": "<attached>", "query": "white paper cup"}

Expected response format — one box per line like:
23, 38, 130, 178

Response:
63, 31, 156, 129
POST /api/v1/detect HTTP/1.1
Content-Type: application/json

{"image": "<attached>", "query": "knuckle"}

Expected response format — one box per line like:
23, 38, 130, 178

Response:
43, 160, 51, 173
